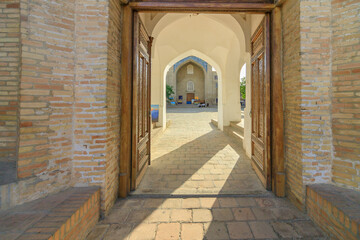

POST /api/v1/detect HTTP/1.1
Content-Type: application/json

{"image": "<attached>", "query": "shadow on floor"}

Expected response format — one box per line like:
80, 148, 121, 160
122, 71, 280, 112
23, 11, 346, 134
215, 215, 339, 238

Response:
132, 125, 266, 196
86, 117, 326, 239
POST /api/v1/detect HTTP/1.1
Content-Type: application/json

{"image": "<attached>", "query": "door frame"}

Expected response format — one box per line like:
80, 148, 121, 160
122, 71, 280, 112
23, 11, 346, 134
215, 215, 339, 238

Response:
119, 1, 285, 198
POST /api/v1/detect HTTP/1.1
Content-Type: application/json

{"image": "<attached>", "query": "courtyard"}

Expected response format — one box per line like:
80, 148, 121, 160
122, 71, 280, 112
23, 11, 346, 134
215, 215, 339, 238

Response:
86, 108, 326, 239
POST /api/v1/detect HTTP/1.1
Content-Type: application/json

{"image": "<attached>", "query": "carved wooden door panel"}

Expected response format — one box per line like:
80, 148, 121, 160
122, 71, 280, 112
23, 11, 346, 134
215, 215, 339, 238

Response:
251, 15, 271, 190
131, 12, 152, 190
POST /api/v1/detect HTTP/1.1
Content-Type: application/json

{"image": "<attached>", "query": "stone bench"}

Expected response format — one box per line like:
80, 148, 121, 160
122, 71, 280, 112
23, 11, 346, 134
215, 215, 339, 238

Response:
306, 184, 360, 240
0, 187, 100, 240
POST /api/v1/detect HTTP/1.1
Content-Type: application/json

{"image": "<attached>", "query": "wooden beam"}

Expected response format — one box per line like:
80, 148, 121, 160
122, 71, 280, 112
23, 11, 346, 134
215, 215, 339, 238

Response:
119, 5, 133, 198
129, 2, 275, 12
270, 6, 285, 197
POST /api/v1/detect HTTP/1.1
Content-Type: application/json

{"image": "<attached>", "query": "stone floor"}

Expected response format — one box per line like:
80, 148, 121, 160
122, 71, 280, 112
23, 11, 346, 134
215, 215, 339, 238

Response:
86, 108, 327, 240
132, 107, 266, 196
87, 196, 326, 240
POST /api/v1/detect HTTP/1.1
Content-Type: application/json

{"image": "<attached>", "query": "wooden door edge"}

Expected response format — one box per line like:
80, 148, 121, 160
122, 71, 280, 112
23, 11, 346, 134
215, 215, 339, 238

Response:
131, 11, 140, 191
119, 5, 134, 198
264, 13, 272, 191
270, 7, 285, 197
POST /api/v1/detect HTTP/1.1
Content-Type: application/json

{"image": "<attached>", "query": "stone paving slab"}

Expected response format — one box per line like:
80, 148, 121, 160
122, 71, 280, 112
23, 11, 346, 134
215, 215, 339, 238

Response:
86, 196, 327, 240
132, 108, 266, 196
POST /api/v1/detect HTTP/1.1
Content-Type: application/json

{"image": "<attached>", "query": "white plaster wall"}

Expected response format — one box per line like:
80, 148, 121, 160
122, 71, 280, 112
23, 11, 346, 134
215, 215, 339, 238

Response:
151, 50, 165, 127
251, 14, 265, 35
222, 36, 242, 126
243, 53, 252, 158
205, 67, 218, 105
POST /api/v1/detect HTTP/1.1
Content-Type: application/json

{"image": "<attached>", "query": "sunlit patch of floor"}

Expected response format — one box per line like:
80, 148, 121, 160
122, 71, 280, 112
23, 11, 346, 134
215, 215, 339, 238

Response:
132, 108, 266, 196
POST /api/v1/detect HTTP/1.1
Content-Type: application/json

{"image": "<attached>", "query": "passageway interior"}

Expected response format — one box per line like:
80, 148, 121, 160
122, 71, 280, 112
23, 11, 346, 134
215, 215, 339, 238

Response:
85, 10, 327, 240
133, 12, 266, 196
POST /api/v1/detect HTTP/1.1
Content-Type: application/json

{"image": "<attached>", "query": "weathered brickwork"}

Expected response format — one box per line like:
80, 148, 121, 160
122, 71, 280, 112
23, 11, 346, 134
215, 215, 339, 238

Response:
0, 0, 20, 182
72, 0, 108, 190
18, 0, 75, 196
104, 0, 122, 214
281, 0, 359, 210
282, 0, 304, 209
72, 0, 122, 215
331, 0, 360, 190
307, 184, 360, 240
299, 0, 332, 186
0, 0, 122, 214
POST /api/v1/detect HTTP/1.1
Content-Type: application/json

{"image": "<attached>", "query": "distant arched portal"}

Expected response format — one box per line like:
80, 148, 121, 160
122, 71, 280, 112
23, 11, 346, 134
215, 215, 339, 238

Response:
165, 57, 218, 106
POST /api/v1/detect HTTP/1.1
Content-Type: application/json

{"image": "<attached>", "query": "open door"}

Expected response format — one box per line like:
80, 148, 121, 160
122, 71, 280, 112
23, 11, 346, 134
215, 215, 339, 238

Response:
131, 12, 152, 190
251, 14, 271, 190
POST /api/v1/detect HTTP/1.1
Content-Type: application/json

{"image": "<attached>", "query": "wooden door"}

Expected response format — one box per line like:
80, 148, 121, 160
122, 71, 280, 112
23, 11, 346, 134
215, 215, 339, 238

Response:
131, 12, 152, 190
251, 15, 271, 190
187, 93, 194, 103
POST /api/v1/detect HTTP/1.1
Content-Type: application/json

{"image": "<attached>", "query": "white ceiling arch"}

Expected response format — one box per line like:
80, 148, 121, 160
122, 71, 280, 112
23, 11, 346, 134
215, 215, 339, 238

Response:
142, 13, 250, 54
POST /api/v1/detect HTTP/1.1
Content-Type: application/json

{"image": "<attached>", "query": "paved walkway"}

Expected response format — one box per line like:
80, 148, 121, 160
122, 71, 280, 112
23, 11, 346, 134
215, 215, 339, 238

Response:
86, 108, 326, 240
133, 107, 265, 195
87, 196, 326, 240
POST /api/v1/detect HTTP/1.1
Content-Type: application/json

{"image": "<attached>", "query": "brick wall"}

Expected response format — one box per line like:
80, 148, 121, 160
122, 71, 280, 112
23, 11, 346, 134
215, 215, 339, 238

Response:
72, 0, 116, 215
282, 0, 304, 209
307, 184, 360, 239
72, 0, 122, 214
283, 0, 360, 209
299, 0, 332, 186
104, 0, 122, 214
1, 0, 80, 210
1, 0, 123, 214
331, 0, 360, 190
17, 0, 75, 195
0, 0, 20, 183
282, 0, 339, 209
